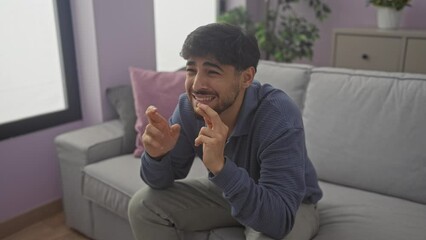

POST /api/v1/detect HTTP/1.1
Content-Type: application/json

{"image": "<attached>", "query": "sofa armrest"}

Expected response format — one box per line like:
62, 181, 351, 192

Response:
54, 119, 127, 237
55, 119, 126, 166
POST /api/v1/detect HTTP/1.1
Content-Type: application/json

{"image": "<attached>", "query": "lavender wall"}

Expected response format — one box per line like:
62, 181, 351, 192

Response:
282, 1, 426, 66
93, 0, 156, 122
73, 0, 156, 127
0, 0, 155, 222
0, 121, 83, 222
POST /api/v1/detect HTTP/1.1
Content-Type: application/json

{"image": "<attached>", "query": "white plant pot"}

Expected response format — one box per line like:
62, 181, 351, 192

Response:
377, 7, 402, 30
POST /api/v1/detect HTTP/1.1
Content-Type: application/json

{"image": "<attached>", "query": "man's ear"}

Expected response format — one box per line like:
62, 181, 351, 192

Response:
241, 66, 255, 88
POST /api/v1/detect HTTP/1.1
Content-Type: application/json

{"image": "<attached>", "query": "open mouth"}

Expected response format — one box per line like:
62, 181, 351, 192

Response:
193, 94, 216, 105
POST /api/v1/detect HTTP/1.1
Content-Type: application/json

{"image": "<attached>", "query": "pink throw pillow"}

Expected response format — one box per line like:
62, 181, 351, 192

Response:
130, 67, 186, 157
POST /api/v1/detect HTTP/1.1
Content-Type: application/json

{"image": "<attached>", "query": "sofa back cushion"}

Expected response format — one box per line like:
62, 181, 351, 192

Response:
256, 60, 312, 110
106, 85, 137, 154
303, 67, 426, 204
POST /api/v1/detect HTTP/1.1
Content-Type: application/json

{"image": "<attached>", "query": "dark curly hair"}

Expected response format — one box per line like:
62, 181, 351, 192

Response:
180, 23, 260, 72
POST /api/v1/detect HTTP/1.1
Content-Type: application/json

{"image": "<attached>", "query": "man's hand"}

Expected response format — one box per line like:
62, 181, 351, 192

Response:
142, 106, 181, 159
194, 103, 229, 175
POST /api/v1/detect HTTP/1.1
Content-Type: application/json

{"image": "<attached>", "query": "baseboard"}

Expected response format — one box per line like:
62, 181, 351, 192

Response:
0, 199, 63, 239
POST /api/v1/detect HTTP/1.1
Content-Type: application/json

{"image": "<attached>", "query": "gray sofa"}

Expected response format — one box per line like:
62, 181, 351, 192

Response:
55, 60, 426, 240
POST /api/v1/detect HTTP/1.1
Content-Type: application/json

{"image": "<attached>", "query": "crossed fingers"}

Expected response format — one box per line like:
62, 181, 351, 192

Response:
194, 103, 228, 174
194, 103, 228, 146
195, 103, 221, 129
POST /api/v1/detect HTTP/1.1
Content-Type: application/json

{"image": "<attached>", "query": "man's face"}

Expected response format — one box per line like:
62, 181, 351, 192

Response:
185, 56, 243, 117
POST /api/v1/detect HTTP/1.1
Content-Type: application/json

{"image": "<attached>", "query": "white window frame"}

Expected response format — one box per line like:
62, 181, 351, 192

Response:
0, 0, 81, 140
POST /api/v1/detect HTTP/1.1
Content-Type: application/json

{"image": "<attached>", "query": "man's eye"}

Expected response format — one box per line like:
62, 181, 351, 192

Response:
186, 69, 196, 74
208, 71, 219, 75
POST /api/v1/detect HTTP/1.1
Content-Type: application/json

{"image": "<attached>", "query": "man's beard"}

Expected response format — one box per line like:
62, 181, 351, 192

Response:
192, 86, 240, 120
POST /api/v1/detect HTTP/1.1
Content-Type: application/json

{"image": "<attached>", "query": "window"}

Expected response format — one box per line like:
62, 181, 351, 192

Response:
154, 0, 219, 71
0, 0, 81, 140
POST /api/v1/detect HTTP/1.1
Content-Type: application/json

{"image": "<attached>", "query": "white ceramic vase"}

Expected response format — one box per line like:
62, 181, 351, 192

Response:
377, 7, 402, 30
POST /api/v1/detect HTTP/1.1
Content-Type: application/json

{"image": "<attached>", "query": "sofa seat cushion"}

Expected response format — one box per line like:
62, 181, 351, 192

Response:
314, 181, 426, 240
83, 155, 209, 220
83, 154, 144, 220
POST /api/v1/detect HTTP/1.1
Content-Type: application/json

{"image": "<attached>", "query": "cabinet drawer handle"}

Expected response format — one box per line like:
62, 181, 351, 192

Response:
361, 54, 369, 60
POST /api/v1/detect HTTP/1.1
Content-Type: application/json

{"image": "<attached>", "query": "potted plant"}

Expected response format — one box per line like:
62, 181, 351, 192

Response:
218, 0, 331, 63
367, 0, 412, 29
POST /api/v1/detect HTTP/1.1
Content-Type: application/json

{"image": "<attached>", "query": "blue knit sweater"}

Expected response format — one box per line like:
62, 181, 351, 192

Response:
140, 81, 322, 239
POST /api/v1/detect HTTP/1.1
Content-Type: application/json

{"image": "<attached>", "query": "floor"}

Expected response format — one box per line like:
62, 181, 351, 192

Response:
2, 212, 90, 240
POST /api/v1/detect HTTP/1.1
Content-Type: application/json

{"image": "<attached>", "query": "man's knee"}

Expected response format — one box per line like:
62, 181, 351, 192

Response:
128, 187, 181, 239
128, 187, 158, 221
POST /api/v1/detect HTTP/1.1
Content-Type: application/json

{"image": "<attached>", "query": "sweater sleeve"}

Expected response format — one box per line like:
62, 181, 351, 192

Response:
140, 98, 197, 189
210, 127, 307, 239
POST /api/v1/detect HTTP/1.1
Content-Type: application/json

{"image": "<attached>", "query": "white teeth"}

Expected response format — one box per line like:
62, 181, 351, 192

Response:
197, 97, 213, 101
194, 96, 214, 101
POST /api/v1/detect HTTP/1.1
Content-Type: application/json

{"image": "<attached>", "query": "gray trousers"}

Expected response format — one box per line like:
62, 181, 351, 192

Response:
128, 178, 319, 240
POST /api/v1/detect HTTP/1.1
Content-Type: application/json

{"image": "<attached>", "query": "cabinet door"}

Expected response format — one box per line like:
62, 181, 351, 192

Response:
334, 35, 402, 72
404, 39, 426, 74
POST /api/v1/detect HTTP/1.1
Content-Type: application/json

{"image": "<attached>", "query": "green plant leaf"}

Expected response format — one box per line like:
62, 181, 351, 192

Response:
217, 0, 330, 62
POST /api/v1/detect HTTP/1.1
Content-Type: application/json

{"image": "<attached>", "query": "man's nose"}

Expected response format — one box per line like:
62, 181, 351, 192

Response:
193, 73, 208, 90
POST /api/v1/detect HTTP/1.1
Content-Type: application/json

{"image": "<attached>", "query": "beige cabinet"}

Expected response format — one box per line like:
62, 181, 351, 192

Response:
332, 28, 426, 74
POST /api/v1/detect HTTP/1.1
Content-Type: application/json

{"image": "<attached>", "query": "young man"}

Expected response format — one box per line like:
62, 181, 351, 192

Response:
128, 23, 322, 240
